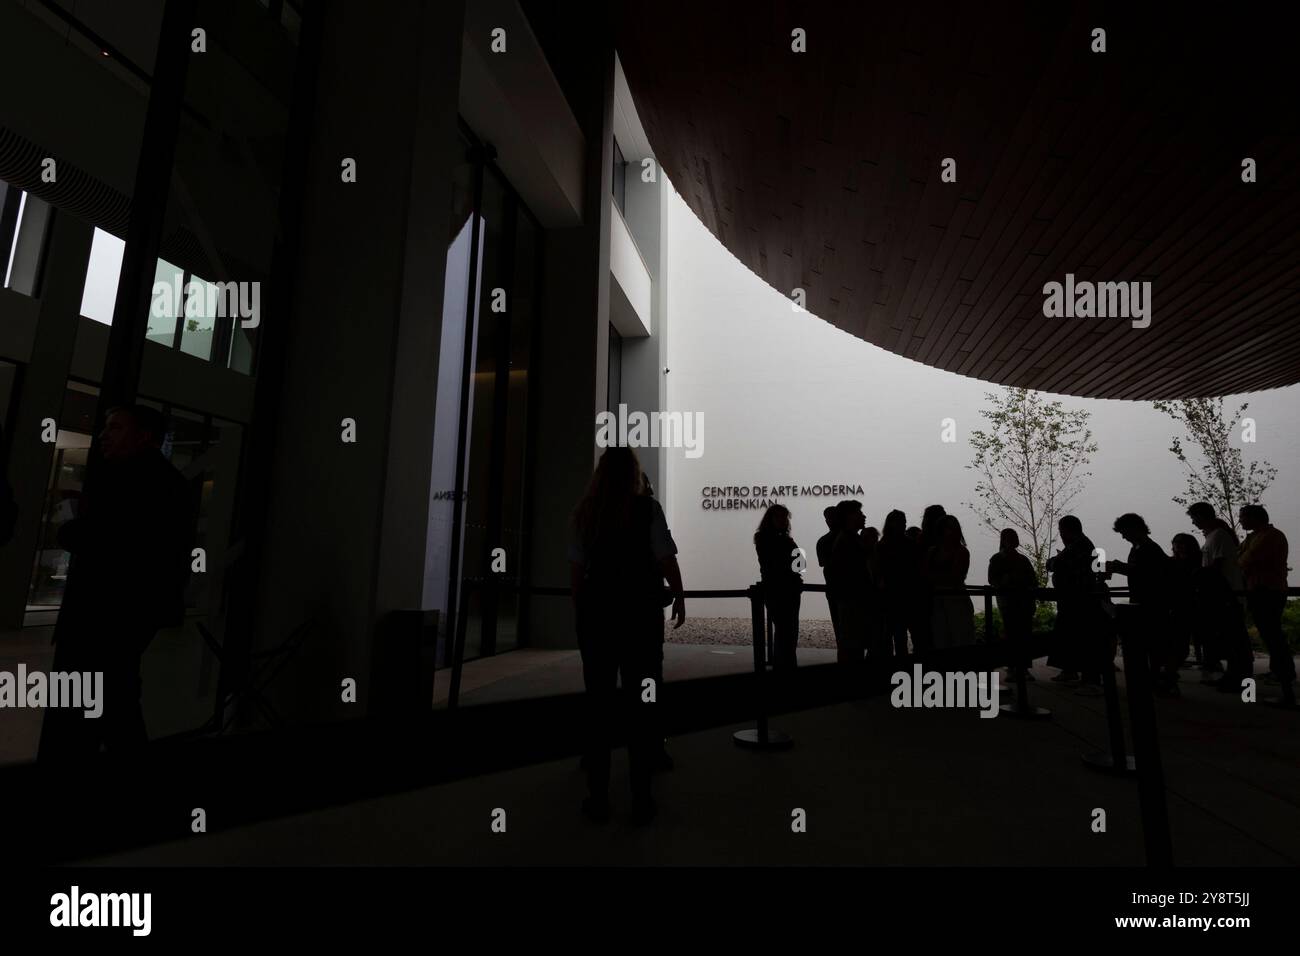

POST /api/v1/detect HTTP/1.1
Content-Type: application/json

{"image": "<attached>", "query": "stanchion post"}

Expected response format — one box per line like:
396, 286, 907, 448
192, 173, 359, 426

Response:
734, 583, 793, 750
1083, 600, 1135, 773
983, 588, 994, 643
1001, 590, 1051, 718
1117, 604, 1174, 866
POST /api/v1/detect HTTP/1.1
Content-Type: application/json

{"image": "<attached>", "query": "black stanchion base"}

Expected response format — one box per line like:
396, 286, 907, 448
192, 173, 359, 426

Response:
733, 728, 794, 750
1081, 751, 1136, 774
1000, 702, 1051, 719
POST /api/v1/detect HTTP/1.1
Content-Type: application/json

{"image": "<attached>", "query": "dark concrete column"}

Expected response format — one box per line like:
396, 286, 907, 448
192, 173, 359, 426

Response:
526, 43, 616, 648
249, 0, 466, 722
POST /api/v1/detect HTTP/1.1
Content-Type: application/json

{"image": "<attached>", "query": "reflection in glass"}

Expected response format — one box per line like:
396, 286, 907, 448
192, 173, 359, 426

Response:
148, 258, 185, 346
26, 382, 100, 609
181, 277, 218, 360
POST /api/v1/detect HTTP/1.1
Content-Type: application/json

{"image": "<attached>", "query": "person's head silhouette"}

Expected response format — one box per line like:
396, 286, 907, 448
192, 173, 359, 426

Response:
101, 405, 166, 462
1171, 532, 1200, 562
575, 446, 647, 546
1238, 504, 1268, 531
1186, 501, 1218, 533
1112, 513, 1151, 545
756, 503, 792, 540
1058, 514, 1083, 546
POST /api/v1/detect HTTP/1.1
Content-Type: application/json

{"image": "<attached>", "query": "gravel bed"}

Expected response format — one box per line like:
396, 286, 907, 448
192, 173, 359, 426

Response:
667, 617, 838, 649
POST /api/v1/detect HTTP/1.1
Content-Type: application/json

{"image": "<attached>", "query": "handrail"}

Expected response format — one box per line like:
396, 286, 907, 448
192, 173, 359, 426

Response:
457, 579, 1300, 599
446, 577, 1296, 707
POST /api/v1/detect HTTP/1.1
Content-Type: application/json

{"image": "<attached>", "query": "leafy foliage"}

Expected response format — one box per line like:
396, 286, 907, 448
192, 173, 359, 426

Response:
1151, 398, 1276, 533
965, 388, 1098, 584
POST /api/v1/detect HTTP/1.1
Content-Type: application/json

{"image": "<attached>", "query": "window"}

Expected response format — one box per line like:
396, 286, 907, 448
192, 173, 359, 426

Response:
2, 183, 52, 297
26, 381, 100, 610
612, 138, 627, 215
79, 228, 125, 325
181, 276, 219, 359
147, 258, 185, 346
607, 323, 622, 412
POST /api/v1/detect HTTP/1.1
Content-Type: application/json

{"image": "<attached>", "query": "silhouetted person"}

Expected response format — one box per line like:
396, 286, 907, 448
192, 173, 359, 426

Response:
861, 525, 889, 658
989, 528, 1037, 682
641, 478, 674, 770
569, 447, 685, 824
1187, 502, 1253, 692
927, 514, 975, 648
828, 499, 869, 666
920, 504, 947, 545
878, 510, 919, 657
816, 505, 841, 641
38, 405, 193, 762
1169, 533, 1201, 671
913, 504, 947, 655
1047, 515, 1111, 693
1239, 504, 1293, 706
755, 504, 802, 671
1107, 513, 1177, 695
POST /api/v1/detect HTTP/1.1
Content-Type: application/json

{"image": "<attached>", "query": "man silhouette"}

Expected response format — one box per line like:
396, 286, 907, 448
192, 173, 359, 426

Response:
1238, 504, 1293, 706
828, 500, 868, 666
38, 405, 193, 761
1107, 514, 1177, 694
1186, 502, 1253, 692
816, 506, 840, 641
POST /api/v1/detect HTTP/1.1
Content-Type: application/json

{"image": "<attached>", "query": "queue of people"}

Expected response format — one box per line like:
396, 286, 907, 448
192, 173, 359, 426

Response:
566, 447, 1294, 825
758, 498, 1292, 706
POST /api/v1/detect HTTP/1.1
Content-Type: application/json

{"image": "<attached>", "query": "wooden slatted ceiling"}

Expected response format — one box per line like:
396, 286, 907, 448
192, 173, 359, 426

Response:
615, 1, 1300, 399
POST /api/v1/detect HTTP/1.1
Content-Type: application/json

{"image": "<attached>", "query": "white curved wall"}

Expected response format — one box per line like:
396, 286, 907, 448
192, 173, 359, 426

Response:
664, 183, 1300, 619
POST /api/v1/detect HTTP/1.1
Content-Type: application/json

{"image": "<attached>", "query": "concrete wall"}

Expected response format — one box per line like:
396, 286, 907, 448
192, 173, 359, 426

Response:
524, 44, 615, 648
252, 0, 465, 721
616, 152, 668, 507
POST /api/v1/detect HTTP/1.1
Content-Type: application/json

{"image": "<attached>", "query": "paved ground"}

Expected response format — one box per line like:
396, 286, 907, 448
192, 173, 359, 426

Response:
87, 653, 1299, 866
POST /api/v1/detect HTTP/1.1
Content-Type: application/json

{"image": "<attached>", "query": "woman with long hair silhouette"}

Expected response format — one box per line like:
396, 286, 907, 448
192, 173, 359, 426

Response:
927, 514, 975, 648
569, 447, 684, 825
754, 504, 803, 670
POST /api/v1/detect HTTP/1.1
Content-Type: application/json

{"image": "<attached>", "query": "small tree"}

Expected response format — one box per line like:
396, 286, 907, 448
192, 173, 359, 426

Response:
1151, 397, 1276, 533
965, 387, 1098, 583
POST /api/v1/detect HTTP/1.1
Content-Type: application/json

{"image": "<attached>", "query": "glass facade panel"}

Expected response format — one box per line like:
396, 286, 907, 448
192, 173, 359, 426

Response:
612, 138, 627, 215
79, 228, 124, 325
426, 132, 478, 652
2, 184, 51, 297
429, 125, 543, 669
180, 276, 218, 360
147, 258, 184, 346
26, 381, 99, 609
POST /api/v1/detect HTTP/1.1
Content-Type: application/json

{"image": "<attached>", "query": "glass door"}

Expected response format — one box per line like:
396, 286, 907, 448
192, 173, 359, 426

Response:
430, 124, 542, 666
